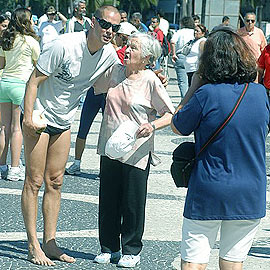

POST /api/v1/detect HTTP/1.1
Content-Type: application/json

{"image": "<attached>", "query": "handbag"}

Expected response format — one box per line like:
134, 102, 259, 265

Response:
171, 83, 249, 188
178, 39, 196, 56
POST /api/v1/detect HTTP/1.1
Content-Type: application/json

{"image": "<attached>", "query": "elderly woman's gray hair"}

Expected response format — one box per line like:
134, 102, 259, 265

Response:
129, 32, 162, 66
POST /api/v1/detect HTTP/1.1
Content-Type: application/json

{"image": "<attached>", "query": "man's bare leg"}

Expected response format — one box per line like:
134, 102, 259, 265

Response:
41, 130, 75, 263
21, 132, 55, 266
219, 258, 243, 270
181, 260, 207, 270
75, 137, 86, 160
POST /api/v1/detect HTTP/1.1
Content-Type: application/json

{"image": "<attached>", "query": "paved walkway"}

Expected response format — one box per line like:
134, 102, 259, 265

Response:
0, 67, 270, 269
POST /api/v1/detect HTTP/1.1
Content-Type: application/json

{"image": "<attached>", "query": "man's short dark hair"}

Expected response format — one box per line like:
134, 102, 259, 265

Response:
222, 16, 230, 23
181, 16, 195, 29
198, 29, 257, 84
151, 16, 160, 23
94, 5, 120, 18
192, 15, 200, 21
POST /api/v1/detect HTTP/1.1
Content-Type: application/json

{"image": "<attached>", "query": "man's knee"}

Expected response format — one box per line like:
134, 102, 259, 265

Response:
24, 174, 44, 192
46, 174, 64, 190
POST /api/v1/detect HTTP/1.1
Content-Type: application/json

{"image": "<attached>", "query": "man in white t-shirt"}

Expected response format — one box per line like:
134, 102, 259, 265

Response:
38, 6, 67, 50
21, 5, 121, 267
171, 16, 195, 98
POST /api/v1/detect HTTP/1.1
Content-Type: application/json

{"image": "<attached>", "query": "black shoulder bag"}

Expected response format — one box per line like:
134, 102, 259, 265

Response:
171, 83, 249, 188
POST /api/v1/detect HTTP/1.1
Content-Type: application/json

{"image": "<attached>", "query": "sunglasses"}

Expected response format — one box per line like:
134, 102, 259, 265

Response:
95, 16, 121, 33
245, 19, 255, 23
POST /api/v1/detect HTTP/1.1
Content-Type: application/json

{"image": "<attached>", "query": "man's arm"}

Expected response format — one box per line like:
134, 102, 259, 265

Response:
57, 11, 68, 26
23, 68, 48, 137
171, 42, 178, 63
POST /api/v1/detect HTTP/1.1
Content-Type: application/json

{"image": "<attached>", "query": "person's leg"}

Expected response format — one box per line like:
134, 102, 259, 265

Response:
98, 156, 122, 253
10, 104, 23, 167
187, 72, 194, 87
181, 218, 221, 270
218, 219, 260, 270
121, 158, 151, 255
41, 129, 75, 263
21, 132, 54, 266
174, 55, 188, 98
75, 88, 104, 160
0, 102, 12, 166
219, 259, 243, 270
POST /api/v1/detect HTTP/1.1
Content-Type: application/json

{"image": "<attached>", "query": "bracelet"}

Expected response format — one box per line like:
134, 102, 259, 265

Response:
150, 122, 156, 131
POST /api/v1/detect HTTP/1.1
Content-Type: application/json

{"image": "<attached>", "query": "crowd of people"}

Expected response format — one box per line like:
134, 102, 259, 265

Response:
0, 1, 269, 270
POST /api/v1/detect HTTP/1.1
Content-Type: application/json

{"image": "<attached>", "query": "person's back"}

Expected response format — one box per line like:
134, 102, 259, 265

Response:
2, 35, 39, 82
0, 8, 40, 181
172, 28, 269, 270
181, 82, 268, 218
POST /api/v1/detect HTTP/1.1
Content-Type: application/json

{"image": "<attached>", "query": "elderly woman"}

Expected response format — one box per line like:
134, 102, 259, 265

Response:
171, 29, 269, 270
93, 32, 174, 268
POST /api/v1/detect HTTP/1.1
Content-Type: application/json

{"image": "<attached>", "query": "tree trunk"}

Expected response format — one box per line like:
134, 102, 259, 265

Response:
201, 0, 207, 24
25, 0, 30, 8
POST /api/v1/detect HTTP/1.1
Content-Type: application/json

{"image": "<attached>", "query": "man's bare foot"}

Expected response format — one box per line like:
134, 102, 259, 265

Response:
42, 239, 76, 263
28, 245, 56, 266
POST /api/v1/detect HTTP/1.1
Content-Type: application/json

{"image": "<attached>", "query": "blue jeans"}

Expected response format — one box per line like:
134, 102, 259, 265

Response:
174, 54, 188, 98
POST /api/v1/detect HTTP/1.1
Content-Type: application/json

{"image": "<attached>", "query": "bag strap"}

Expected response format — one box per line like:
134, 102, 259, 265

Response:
196, 83, 249, 157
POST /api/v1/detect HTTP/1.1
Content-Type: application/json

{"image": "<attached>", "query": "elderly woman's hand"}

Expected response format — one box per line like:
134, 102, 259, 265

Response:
136, 123, 155, 138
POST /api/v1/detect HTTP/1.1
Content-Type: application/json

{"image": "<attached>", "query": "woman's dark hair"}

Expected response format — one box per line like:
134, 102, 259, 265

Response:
0, 8, 38, 51
181, 16, 195, 29
196, 24, 207, 34
198, 29, 257, 84
0, 14, 10, 24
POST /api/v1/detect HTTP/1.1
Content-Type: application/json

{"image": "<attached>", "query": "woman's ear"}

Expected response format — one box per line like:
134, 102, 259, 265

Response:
143, 55, 151, 65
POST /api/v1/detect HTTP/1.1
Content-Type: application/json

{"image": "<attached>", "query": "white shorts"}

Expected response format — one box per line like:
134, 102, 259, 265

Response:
181, 217, 260, 264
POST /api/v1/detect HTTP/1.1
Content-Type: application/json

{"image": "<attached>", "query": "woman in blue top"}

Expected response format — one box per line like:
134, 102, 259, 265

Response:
171, 29, 269, 270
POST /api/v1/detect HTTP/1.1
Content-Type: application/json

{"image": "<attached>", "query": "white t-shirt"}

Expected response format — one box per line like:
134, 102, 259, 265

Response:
171, 28, 194, 54
38, 21, 63, 50
35, 31, 119, 129
0, 34, 40, 82
159, 18, 169, 36
184, 37, 206, 73
38, 14, 48, 28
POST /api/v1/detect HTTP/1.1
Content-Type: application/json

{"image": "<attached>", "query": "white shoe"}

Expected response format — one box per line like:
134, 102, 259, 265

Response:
6, 166, 24, 181
94, 251, 121, 264
117, 254, 140, 268
0, 165, 8, 180
65, 162, 81, 175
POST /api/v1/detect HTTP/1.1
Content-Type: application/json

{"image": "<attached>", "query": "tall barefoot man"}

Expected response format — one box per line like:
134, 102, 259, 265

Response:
21, 6, 121, 266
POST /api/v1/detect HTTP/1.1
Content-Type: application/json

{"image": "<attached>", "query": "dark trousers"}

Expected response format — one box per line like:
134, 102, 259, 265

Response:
187, 72, 194, 87
99, 155, 150, 255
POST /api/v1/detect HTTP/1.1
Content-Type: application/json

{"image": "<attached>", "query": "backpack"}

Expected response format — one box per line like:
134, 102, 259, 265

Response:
157, 29, 170, 57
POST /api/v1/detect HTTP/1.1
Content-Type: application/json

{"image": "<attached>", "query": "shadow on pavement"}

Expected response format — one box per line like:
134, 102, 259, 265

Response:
0, 240, 96, 261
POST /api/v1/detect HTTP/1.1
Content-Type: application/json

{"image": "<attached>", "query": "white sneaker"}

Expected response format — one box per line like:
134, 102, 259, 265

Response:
65, 162, 81, 175
0, 165, 8, 180
6, 166, 24, 181
94, 251, 121, 264
117, 255, 140, 268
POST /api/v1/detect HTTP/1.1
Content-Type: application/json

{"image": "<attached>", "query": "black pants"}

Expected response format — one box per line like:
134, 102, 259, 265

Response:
187, 72, 194, 87
99, 155, 150, 255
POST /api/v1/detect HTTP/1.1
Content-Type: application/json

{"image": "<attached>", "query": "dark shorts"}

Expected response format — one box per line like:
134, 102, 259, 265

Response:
43, 125, 70, 136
